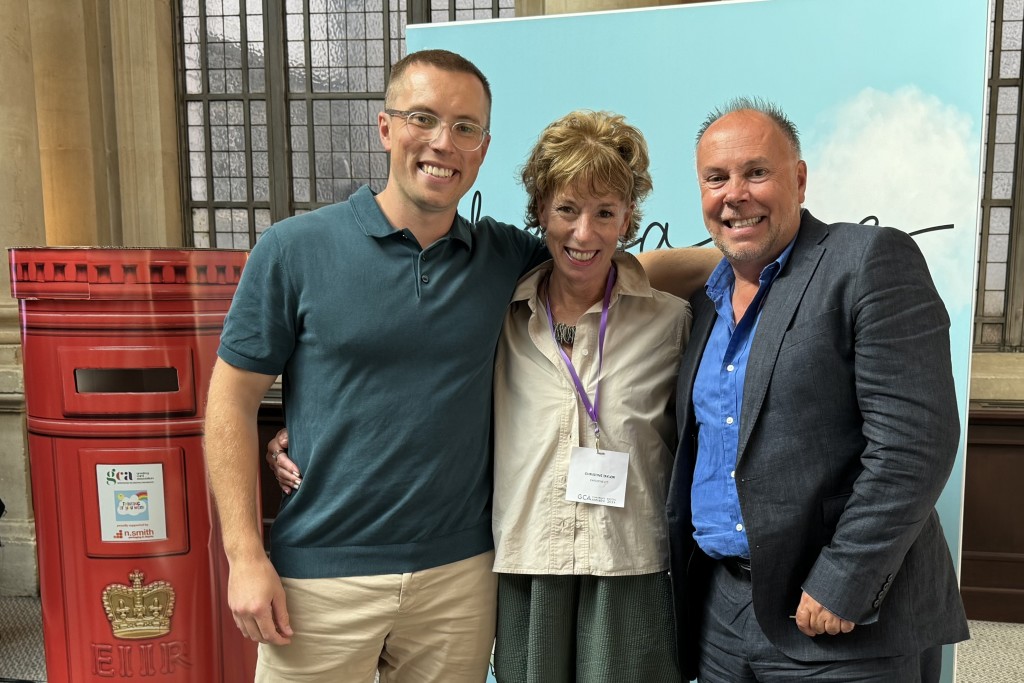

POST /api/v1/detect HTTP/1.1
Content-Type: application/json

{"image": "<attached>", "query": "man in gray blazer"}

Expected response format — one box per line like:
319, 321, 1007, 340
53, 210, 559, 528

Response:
665, 98, 969, 681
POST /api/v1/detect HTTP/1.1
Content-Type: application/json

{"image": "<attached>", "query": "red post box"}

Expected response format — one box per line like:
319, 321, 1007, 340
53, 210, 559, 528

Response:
9, 247, 256, 682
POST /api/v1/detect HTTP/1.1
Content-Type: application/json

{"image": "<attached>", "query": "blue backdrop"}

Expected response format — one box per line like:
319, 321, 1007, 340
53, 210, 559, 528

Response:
409, 0, 990, 679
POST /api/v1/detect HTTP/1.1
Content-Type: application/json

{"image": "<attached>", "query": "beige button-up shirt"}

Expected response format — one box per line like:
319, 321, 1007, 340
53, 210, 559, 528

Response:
492, 252, 691, 576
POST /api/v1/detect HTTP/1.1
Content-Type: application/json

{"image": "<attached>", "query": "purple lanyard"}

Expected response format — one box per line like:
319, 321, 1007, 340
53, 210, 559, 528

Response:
545, 264, 617, 450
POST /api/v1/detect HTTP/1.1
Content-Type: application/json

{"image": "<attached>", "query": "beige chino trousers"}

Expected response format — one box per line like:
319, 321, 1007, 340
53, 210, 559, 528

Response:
256, 551, 497, 683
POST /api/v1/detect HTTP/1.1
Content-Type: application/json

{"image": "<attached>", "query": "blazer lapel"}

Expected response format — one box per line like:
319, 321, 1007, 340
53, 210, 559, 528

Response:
736, 212, 828, 463
668, 289, 716, 524
680, 291, 715, 406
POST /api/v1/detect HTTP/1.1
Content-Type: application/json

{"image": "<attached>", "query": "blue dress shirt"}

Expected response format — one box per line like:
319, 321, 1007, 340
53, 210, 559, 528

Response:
691, 239, 796, 560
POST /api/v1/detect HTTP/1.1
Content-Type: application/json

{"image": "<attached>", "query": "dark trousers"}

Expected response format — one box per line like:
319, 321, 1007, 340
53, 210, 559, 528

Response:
697, 560, 941, 682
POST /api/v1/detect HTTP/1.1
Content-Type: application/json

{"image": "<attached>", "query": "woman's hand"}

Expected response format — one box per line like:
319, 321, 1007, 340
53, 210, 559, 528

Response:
265, 428, 302, 494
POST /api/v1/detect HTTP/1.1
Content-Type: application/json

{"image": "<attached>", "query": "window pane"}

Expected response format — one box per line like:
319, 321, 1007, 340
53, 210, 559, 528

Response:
1001, 50, 1021, 79
981, 323, 1003, 344
997, 87, 1020, 114
287, 14, 306, 40
995, 114, 1017, 143
984, 290, 1005, 317
191, 178, 208, 201
989, 234, 1009, 261
992, 172, 1014, 199
987, 262, 1007, 288
990, 207, 1011, 234
994, 143, 1017, 172
1007, 0, 1024, 21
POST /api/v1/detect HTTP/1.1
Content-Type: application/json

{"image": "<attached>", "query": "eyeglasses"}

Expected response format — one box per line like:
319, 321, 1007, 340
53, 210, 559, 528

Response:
385, 109, 489, 152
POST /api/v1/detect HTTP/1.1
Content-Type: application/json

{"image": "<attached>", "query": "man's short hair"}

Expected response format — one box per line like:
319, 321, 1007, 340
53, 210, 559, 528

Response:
520, 110, 653, 244
385, 49, 492, 122
696, 97, 801, 157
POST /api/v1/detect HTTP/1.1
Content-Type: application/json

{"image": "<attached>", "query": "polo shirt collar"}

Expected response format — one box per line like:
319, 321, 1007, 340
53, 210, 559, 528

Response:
349, 185, 473, 249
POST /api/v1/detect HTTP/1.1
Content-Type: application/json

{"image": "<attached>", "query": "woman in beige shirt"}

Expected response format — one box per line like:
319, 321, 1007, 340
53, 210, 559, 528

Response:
488, 110, 690, 682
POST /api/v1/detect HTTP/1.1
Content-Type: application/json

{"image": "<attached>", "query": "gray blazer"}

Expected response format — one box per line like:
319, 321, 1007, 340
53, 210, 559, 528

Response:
666, 210, 969, 675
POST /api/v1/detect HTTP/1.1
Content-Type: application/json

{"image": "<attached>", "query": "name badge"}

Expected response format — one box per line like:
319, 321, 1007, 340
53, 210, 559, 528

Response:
564, 446, 629, 508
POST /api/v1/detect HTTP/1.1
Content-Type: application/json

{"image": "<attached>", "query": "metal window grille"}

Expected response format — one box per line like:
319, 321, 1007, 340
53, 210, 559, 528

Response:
976, 0, 1024, 349
175, 0, 514, 249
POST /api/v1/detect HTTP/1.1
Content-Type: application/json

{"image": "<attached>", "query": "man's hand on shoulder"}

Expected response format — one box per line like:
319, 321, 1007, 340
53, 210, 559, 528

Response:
795, 591, 855, 638
228, 554, 294, 645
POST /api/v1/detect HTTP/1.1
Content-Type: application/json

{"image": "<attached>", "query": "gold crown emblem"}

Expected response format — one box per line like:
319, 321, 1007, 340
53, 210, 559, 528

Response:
101, 569, 176, 640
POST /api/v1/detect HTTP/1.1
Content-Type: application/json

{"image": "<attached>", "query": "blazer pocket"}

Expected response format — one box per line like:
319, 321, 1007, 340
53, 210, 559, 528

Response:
780, 308, 839, 352
822, 491, 852, 530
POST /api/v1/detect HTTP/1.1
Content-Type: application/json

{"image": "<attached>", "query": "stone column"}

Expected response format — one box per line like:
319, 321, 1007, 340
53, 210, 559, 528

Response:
28, 0, 120, 246
0, 0, 47, 596
110, 0, 183, 247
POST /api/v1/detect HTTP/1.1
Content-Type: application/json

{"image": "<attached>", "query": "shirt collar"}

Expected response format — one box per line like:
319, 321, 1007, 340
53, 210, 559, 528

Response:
705, 233, 798, 299
350, 184, 473, 249
511, 251, 653, 305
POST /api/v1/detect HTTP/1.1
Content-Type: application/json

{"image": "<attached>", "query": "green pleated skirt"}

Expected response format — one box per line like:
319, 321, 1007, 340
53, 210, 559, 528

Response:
493, 572, 683, 683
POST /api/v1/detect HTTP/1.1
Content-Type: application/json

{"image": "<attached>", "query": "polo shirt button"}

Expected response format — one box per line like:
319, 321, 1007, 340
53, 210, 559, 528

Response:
421, 275, 429, 283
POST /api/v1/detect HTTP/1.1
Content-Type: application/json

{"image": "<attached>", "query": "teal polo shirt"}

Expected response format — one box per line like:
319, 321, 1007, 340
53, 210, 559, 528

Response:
218, 185, 547, 578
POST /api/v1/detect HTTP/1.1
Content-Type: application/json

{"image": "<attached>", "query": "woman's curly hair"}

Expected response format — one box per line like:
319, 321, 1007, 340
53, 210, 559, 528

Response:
520, 110, 653, 244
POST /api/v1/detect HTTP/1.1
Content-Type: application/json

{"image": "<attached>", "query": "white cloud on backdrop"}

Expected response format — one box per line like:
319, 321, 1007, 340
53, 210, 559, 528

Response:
804, 86, 981, 313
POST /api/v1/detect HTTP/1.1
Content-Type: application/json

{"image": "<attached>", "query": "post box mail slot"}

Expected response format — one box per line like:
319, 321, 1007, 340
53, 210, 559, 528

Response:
58, 346, 196, 417
76, 368, 179, 394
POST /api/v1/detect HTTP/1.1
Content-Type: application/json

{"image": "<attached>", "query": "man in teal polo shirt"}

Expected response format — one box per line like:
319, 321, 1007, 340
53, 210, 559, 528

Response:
206, 48, 544, 683
205, 49, 713, 682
